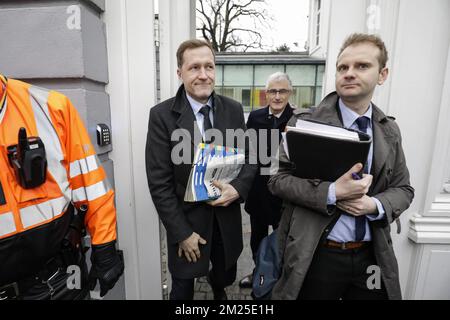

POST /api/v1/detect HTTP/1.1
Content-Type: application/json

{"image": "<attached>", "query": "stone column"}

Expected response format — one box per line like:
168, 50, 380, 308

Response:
0, 0, 113, 181
0, 0, 125, 299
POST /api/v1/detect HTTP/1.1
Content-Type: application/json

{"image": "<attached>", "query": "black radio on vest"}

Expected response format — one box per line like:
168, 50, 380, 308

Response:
7, 127, 47, 189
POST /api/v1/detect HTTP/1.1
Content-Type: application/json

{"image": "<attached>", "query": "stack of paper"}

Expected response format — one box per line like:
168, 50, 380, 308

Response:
288, 119, 360, 141
281, 118, 372, 181
282, 119, 360, 159
184, 143, 245, 202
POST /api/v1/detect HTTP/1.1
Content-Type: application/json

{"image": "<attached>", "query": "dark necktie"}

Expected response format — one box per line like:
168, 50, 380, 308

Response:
273, 116, 279, 129
355, 116, 370, 134
199, 105, 212, 142
354, 116, 370, 241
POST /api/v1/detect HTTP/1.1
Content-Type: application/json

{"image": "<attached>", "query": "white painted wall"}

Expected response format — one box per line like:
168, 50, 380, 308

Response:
104, 0, 198, 299
308, 0, 331, 60
322, 0, 367, 96
104, 0, 162, 299
158, 0, 196, 101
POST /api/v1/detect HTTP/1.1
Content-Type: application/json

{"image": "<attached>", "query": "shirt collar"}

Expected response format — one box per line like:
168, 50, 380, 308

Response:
338, 98, 372, 129
269, 107, 283, 118
186, 93, 213, 115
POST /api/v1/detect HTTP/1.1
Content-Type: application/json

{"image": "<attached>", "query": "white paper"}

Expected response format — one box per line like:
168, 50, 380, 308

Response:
203, 153, 245, 198
288, 119, 360, 141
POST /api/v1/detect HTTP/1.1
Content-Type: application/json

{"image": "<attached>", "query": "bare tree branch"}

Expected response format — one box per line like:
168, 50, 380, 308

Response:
197, 0, 272, 52
197, 0, 216, 47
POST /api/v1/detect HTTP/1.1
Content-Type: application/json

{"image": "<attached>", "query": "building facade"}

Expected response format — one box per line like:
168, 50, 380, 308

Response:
215, 53, 325, 112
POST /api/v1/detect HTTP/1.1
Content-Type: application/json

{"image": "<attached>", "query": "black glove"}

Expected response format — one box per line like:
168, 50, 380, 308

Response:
88, 240, 124, 297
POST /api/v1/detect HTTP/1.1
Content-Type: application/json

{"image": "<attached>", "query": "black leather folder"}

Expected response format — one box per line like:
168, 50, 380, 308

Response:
285, 119, 372, 181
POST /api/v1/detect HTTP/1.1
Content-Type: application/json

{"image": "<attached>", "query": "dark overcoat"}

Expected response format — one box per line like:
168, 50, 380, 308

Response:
268, 92, 414, 299
146, 85, 257, 278
244, 105, 294, 225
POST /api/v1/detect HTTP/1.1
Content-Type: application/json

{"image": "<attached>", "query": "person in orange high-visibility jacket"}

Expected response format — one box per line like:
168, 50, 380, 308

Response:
0, 74, 124, 300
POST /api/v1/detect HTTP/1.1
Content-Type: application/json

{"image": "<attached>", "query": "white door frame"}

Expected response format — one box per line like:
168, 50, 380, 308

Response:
158, 0, 196, 101
103, 0, 162, 299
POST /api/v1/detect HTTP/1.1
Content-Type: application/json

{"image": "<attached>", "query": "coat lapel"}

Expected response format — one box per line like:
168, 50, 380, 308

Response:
370, 105, 391, 191
263, 106, 271, 128
310, 92, 343, 127
278, 103, 294, 127
211, 93, 226, 135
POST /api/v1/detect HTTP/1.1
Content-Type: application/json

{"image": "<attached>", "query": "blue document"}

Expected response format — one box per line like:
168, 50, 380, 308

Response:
184, 143, 244, 202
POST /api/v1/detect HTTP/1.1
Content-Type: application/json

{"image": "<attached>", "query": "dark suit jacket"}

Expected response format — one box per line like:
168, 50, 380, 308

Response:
244, 105, 294, 225
268, 92, 414, 299
146, 85, 257, 279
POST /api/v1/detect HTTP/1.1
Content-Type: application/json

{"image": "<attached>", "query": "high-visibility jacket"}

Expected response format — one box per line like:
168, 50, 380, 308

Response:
0, 74, 117, 284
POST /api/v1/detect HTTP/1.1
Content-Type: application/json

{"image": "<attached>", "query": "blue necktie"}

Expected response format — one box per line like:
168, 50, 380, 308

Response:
199, 105, 212, 131
199, 105, 212, 143
354, 116, 370, 241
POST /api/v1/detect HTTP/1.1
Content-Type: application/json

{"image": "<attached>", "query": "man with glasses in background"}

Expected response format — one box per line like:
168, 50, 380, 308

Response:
239, 72, 295, 289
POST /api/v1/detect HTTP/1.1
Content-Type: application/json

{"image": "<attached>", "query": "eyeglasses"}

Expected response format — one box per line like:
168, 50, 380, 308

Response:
266, 89, 291, 96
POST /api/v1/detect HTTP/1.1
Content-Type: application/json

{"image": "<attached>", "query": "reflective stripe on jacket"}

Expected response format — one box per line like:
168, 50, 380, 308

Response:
0, 75, 117, 246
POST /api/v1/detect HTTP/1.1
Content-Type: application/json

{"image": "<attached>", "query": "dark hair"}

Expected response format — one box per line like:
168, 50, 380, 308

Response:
176, 39, 215, 68
337, 33, 388, 70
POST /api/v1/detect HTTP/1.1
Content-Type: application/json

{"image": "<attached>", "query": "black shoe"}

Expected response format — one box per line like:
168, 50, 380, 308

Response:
213, 289, 228, 300
239, 274, 253, 289
206, 273, 228, 300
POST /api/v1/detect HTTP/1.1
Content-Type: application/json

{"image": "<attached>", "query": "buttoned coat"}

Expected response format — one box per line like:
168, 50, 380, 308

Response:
146, 85, 257, 279
268, 92, 414, 299
245, 104, 294, 225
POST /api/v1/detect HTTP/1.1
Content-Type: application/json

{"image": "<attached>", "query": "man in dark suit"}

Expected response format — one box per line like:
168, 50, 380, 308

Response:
145, 39, 256, 300
268, 33, 414, 299
239, 72, 294, 288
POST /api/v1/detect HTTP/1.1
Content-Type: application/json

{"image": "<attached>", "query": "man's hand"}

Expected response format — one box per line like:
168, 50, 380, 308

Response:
178, 232, 207, 263
208, 181, 239, 207
335, 163, 373, 201
336, 195, 377, 216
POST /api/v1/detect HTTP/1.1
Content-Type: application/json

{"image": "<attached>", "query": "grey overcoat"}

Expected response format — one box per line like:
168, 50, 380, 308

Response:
268, 92, 414, 299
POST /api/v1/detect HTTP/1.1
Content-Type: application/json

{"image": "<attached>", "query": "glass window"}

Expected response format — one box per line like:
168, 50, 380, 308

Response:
291, 87, 314, 109
252, 87, 268, 109
223, 65, 253, 86
254, 65, 284, 86
315, 86, 323, 105
286, 65, 316, 86
215, 65, 223, 87
215, 63, 326, 113
221, 87, 253, 113
315, 0, 321, 46
242, 89, 251, 107
316, 65, 325, 86
221, 87, 234, 97
215, 87, 223, 96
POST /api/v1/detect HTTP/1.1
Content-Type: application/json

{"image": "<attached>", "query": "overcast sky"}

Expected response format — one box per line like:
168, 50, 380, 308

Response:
264, 0, 310, 51
156, 0, 310, 52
